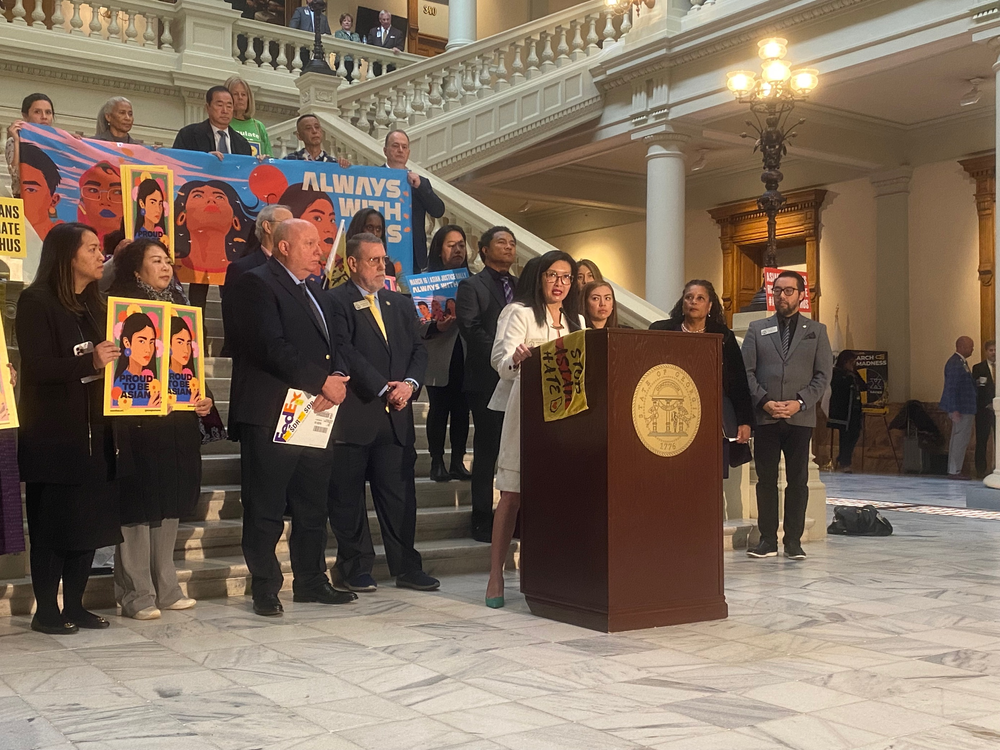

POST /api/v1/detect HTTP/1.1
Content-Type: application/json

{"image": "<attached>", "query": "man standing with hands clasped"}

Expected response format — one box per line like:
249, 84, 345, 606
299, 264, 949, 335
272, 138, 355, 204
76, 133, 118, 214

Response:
326, 233, 439, 594
742, 270, 832, 561
941, 336, 977, 480
226, 219, 356, 616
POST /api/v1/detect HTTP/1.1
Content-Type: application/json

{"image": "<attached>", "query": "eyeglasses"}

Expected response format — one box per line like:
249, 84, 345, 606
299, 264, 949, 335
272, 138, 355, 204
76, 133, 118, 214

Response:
772, 286, 800, 297
82, 186, 123, 200
543, 271, 573, 285
364, 256, 388, 267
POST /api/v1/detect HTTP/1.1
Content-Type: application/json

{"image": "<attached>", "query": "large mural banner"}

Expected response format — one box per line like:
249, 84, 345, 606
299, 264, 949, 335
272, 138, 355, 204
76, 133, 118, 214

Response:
18, 124, 415, 284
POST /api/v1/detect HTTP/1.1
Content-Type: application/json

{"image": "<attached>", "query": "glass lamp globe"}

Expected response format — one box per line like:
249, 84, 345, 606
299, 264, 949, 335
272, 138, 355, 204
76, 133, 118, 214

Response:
790, 68, 819, 95
726, 70, 756, 95
757, 38, 787, 61
761, 59, 791, 84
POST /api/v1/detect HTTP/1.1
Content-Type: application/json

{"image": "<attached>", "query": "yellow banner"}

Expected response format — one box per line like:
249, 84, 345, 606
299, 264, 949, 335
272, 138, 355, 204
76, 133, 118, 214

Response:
0, 197, 27, 258
540, 329, 588, 422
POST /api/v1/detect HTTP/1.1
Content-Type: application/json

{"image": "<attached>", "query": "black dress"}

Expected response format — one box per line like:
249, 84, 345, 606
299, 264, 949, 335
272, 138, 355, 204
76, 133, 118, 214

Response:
16, 285, 127, 551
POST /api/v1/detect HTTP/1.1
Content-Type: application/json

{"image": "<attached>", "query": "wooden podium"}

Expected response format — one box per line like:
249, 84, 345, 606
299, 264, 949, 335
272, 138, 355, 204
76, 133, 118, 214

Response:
520, 329, 727, 632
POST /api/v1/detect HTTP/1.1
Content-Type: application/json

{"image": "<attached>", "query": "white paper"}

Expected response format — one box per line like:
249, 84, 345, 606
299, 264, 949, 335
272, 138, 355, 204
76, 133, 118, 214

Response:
272, 388, 337, 449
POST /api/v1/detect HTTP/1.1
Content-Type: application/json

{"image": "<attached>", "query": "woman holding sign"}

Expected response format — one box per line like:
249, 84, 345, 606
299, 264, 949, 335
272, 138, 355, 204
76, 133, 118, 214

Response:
485, 252, 585, 608
108, 238, 213, 619
16, 222, 127, 634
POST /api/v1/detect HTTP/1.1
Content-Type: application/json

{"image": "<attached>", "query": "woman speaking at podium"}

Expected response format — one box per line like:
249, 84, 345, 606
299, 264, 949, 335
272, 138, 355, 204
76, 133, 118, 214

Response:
484, 252, 586, 608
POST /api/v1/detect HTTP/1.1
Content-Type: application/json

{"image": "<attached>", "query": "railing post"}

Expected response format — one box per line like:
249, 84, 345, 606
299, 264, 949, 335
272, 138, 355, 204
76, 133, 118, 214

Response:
295, 72, 344, 120
173, 0, 239, 77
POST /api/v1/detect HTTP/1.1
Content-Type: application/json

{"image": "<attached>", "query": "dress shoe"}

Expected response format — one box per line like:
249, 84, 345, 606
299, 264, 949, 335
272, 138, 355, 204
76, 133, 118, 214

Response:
162, 597, 197, 611
449, 460, 473, 481
130, 606, 161, 620
346, 573, 378, 593
471, 524, 492, 544
430, 456, 451, 482
64, 609, 110, 629
253, 594, 284, 617
31, 616, 78, 635
396, 570, 440, 591
292, 582, 358, 605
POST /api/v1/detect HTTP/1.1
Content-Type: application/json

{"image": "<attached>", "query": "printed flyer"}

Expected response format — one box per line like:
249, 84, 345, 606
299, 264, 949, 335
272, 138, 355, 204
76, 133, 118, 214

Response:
404, 268, 469, 322
104, 298, 170, 416
167, 304, 205, 412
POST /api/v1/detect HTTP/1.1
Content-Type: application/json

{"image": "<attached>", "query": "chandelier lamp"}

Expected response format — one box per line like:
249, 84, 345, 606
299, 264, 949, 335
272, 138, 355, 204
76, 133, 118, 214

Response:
604, 0, 655, 17
726, 39, 818, 308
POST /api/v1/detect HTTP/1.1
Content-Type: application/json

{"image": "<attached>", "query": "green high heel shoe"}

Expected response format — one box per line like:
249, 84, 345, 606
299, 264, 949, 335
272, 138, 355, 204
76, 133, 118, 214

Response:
485, 595, 505, 609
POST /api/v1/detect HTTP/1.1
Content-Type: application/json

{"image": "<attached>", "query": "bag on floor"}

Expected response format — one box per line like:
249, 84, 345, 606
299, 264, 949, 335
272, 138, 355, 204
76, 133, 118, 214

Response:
827, 504, 893, 536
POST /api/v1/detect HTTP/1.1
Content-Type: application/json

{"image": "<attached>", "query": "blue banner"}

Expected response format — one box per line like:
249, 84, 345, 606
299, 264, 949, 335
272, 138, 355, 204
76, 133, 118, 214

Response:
404, 269, 469, 322
19, 124, 414, 284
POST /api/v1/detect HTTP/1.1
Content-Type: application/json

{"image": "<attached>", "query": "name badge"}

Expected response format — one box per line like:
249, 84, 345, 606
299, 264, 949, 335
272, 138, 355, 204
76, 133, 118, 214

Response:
354, 299, 371, 310
762, 326, 778, 335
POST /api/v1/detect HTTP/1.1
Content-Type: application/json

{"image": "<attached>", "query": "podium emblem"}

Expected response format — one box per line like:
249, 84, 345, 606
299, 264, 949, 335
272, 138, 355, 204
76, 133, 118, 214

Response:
632, 364, 702, 457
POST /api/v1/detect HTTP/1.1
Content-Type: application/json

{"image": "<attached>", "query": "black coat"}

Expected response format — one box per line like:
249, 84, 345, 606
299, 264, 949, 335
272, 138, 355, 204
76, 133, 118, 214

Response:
649, 317, 755, 429
221, 247, 268, 358
973, 360, 995, 414
455, 268, 515, 395
827, 366, 866, 428
408, 175, 445, 271
289, 6, 331, 33
172, 120, 253, 156
366, 25, 404, 49
327, 282, 427, 447
226, 256, 347, 435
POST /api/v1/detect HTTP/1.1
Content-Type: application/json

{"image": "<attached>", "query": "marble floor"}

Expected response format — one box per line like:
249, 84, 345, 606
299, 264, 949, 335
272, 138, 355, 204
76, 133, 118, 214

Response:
4, 510, 1000, 750
823, 472, 974, 508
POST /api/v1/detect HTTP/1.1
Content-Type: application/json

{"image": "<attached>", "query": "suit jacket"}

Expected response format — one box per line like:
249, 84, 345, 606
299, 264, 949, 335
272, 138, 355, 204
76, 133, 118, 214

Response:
649, 318, 755, 429
741, 314, 832, 428
455, 268, 516, 395
973, 360, 995, 413
289, 6, 330, 34
225, 256, 347, 434
221, 247, 269, 358
941, 352, 977, 415
327, 282, 427, 447
172, 120, 253, 156
366, 24, 404, 49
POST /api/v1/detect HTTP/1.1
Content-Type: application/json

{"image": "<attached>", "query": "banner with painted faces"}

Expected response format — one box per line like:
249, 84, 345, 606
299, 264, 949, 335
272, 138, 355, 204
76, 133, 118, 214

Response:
19, 125, 416, 287
167, 305, 205, 412
104, 298, 170, 416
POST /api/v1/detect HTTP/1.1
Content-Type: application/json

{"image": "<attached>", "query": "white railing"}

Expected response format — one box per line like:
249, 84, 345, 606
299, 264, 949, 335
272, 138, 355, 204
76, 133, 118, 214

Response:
232, 17, 422, 80
3, 0, 176, 49
334, 0, 630, 139
268, 111, 664, 328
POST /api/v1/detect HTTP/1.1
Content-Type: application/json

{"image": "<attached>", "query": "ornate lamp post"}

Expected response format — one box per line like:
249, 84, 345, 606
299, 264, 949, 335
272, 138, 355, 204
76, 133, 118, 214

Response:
727, 39, 818, 308
302, 0, 335, 76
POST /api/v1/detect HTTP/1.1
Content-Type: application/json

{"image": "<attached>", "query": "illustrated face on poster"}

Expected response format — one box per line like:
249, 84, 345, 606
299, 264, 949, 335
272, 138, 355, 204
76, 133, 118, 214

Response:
122, 166, 175, 261
174, 180, 252, 285
105, 299, 169, 416
167, 305, 205, 411
77, 162, 123, 242
18, 144, 62, 241
279, 183, 338, 262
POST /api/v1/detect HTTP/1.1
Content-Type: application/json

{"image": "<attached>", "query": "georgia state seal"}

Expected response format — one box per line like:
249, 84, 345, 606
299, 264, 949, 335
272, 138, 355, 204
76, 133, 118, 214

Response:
631, 364, 701, 457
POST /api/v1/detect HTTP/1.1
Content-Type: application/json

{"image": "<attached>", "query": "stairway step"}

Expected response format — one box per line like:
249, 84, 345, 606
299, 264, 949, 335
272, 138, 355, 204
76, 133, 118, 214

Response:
201, 451, 472, 485
212, 398, 431, 424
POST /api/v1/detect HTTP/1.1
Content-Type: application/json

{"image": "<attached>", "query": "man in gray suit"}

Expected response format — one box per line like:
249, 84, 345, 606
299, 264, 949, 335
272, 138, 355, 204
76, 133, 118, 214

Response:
741, 270, 832, 561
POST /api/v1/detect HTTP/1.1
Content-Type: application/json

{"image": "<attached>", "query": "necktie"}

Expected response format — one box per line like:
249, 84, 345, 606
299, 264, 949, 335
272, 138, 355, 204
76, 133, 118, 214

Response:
298, 283, 327, 338
781, 320, 791, 356
217, 130, 229, 154
366, 294, 387, 340
500, 275, 513, 305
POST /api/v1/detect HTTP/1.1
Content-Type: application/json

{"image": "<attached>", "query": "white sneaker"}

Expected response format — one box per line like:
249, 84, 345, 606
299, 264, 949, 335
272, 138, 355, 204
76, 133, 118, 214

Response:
162, 598, 197, 611
131, 607, 161, 620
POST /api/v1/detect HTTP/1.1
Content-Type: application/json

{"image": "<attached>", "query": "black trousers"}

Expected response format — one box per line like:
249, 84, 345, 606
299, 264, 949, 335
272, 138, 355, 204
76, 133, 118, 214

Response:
754, 421, 812, 547
976, 409, 994, 477
836, 416, 863, 468
426, 343, 470, 460
238, 423, 333, 598
188, 283, 210, 310
30, 546, 95, 624
328, 414, 421, 580
467, 391, 503, 527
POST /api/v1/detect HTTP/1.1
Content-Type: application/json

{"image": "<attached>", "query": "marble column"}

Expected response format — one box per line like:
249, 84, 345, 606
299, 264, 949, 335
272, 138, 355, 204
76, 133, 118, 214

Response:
446, 0, 477, 50
986, 42, 1000, 492
870, 168, 913, 403
644, 133, 688, 311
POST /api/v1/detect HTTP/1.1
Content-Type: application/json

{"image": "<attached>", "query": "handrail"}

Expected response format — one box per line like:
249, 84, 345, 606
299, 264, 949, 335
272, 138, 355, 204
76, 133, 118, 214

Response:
267, 111, 664, 328
2, 0, 178, 50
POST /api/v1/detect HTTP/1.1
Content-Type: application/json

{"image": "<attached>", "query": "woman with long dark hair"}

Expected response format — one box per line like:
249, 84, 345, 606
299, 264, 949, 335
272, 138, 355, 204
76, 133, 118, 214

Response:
827, 350, 866, 473
582, 280, 620, 329
135, 179, 168, 241
108, 238, 213, 619
485, 251, 584, 607
346, 207, 387, 246
111, 312, 160, 409
422, 225, 472, 482
16, 222, 127, 634
650, 279, 754, 474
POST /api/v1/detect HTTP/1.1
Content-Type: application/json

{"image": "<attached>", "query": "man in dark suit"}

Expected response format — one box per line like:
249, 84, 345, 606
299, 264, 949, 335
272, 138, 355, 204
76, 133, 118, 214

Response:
942, 336, 977, 479
366, 9, 403, 76
455, 227, 517, 542
172, 86, 254, 158
974, 339, 995, 478
289, 1, 331, 33
742, 270, 832, 561
384, 130, 444, 272
226, 219, 356, 616
326, 232, 439, 594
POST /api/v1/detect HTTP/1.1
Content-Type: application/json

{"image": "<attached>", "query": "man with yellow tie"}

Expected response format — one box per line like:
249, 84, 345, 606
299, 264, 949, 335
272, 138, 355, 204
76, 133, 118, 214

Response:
326, 232, 439, 593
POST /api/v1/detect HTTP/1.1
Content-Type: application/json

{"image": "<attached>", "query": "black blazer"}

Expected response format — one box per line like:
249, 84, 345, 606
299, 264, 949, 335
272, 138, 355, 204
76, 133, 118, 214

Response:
649, 317, 755, 429
366, 25, 404, 49
973, 360, 995, 413
172, 120, 253, 156
327, 282, 427, 447
15, 284, 132, 483
226, 256, 347, 433
221, 247, 268, 358
455, 268, 515, 395
289, 6, 331, 33
409, 175, 445, 271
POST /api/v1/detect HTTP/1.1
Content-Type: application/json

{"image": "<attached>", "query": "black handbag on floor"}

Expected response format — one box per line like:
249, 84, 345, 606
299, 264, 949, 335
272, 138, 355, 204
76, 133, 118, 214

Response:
828, 505, 893, 536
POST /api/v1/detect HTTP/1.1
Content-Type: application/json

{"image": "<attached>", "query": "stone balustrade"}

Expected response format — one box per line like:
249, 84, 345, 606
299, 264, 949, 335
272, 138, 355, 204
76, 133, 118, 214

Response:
3, 0, 176, 49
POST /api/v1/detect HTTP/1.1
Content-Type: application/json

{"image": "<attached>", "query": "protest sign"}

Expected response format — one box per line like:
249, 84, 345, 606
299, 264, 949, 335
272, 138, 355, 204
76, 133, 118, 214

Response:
104, 297, 170, 416
540, 330, 588, 422
121, 165, 175, 260
404, 269, 469, 322
0, 197, 27, 258
764, 267, 812, 313
167, 304, 205, 412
